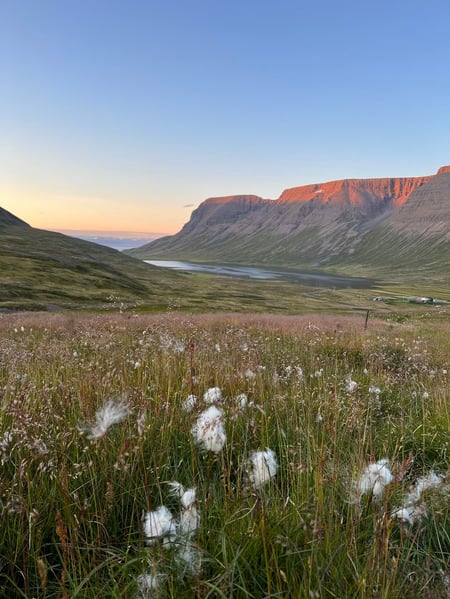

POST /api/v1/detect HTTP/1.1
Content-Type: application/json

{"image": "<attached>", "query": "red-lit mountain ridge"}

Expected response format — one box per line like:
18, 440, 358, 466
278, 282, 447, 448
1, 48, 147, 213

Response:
129, 167, 450, 279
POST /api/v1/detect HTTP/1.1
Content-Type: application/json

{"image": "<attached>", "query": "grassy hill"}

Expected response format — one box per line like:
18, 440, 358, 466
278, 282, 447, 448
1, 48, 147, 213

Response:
0, 219, 189, 310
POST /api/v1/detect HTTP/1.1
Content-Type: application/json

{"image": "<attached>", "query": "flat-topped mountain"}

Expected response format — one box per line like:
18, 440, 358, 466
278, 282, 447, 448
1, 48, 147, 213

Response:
277, 175, 430, 208
129, 167, 450, 280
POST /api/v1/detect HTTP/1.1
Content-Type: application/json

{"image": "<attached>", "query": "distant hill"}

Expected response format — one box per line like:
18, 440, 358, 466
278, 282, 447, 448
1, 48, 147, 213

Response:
0, 210, 184, 310
128, 167, 450, 283
0, 207, 31, 227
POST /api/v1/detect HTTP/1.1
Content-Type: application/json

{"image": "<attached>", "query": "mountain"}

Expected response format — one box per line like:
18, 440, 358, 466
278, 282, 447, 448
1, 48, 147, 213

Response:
0, 207, 31, 227
0, 210, 184, 309
128, 167, 450, 281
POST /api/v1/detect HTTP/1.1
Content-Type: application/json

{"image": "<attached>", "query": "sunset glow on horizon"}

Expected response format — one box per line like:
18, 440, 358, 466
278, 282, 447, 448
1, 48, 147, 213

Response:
2, 1, 449, 234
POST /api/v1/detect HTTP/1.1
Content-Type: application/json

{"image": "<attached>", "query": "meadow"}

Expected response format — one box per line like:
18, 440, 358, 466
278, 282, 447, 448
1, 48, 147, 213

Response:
0, 310, 448, 598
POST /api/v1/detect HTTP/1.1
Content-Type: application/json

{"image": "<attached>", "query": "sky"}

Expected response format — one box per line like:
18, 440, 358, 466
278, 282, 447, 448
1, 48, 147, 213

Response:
1, 0, 449, 235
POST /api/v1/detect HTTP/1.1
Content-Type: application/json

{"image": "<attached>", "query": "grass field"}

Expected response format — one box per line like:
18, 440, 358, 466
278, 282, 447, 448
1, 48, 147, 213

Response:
0, 310, 448, 598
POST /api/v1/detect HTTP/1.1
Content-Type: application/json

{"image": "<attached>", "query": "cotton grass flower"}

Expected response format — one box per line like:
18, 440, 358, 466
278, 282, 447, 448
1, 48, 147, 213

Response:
136, 571, 162, 597
79, 397, 129, 440
167, 481, 202, 574
174, 542, 203, 576
168, 481, 197, 510
235, 392, 248, 408
345, 377, 358, 393
355, 459, 393, 502
203, 387, 222, 404
405, 470, 444, 504
191, 405, 226, 452
247, 448, 278, 490
182, 394, 197, 413
391, 504, 426, 525
391, 470, 444, 525
369, 385, 381, 396
143, 505, 176, 546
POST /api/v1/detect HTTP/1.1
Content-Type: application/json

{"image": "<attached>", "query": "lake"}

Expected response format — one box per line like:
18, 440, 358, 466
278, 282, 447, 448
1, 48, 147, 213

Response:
145, 260, 374, 289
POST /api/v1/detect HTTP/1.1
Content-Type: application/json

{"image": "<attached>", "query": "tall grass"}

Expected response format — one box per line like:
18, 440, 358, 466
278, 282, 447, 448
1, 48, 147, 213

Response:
0, 312, 448, 598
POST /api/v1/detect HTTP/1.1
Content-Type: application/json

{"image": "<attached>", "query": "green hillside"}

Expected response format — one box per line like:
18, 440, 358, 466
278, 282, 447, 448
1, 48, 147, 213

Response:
0, 221, 186, 310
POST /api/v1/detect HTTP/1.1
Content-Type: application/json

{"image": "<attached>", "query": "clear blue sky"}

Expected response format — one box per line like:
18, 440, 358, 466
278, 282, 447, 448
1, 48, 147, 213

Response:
1, 0, 449, 233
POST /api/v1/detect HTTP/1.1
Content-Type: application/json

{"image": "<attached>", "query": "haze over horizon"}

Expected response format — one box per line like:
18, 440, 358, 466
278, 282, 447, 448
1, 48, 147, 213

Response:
2, 0, 449, 234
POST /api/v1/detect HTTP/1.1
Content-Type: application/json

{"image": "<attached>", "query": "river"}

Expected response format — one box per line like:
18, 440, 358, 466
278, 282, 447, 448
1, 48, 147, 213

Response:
145, 260, 374, 289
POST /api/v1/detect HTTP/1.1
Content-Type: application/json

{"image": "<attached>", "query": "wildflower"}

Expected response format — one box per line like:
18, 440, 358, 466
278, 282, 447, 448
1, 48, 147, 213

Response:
203, 387, 222, 404
391, 470, 444, 525
143, 505, 176, 546
136, 571, 162, 597
247, 448, 278, 490
235, 393, 248, 408
167, 481, 202, 574
168, 481, 197, 509
137, 410, 147, 436
0, 431, 13, 465
369, 385, 381, 396
175, 542, 203, 575
178, 496, 200, 538
405, 470, 443, 504
191, 405, 226, 452
355, 459, 393, 501
391, 504, 426, 525
346, 377, 358, 393
79, 397, 129, 440
182, 394, 197, 413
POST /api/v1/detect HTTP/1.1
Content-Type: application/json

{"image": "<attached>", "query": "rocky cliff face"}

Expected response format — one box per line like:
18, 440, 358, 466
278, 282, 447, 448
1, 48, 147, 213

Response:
130, 167, 450, 275
277, 176, 430, 208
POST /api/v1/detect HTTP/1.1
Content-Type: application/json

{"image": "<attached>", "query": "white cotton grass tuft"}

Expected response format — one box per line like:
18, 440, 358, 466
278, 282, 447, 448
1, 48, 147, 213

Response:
182, 394, 197, 413
355, 459, 393, 502
404, 470, 444, 505
79, 397, 129, 440
191, 405, 226, 452
166, 480, 202, 574
143, 505, 176, 546
178, 501, 201, 538
391, 470, 445, 525
136, 571, 163, 597
203, 387, 222, 404
168, 481, 201, 537
247, 448, 279, 490
174, 542, 203, 576
345, 377, 358, 393
168, 481, 197, 509
391, 504, 426, 525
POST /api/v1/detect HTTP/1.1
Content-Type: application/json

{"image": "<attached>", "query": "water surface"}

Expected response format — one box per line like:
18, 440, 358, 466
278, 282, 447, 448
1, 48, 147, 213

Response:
145, 260, 374, 289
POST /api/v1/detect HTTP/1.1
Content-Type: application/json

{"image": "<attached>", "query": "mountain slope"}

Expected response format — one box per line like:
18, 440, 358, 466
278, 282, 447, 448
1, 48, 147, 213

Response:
0, 211, 185, 309
129, 168, 450, 280
0, 207, 31, 227
332, 169, 450, 276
